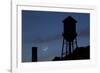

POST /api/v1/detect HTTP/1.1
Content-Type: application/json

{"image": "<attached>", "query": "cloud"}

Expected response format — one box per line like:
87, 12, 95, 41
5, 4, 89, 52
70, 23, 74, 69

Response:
43, 47, 48, 52
32, 33, 62, 43
78, 28, 89, 37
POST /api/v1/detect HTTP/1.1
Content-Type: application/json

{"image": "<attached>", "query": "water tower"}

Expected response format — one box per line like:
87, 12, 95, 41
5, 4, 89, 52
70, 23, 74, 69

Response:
61, 16, 78, 58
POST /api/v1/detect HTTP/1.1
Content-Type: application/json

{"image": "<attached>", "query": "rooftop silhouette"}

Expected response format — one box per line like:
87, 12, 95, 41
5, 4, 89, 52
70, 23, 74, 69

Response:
53, 46, 90, 61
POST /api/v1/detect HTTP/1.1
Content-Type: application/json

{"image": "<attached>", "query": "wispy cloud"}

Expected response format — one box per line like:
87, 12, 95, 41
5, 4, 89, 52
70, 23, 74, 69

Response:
43, 46, 48, 52
32, 33, 62, 43
78, 27, 89, 37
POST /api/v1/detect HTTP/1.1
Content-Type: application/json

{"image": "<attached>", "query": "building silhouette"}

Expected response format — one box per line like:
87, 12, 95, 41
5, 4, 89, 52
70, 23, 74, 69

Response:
32, 47, 38, 62
53, 46, 90, 61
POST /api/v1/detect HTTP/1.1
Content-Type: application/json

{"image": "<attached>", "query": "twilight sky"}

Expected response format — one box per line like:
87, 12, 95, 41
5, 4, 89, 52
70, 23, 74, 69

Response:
22, 10, 90, 62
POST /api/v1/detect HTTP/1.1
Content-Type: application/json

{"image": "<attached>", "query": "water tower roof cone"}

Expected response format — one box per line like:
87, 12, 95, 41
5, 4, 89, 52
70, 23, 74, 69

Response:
63, 16, 77, 24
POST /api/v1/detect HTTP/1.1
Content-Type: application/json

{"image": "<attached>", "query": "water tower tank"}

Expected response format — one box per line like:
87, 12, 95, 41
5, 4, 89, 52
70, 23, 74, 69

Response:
63, 16, 77, 42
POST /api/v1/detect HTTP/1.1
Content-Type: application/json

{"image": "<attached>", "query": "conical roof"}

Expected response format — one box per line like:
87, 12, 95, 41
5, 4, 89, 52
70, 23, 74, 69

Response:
63, 16, 77, 23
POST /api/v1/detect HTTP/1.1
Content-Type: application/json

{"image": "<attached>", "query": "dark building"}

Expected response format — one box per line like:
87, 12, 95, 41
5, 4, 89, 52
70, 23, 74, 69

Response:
32, 47, 38, 62
53, 46, 90, 61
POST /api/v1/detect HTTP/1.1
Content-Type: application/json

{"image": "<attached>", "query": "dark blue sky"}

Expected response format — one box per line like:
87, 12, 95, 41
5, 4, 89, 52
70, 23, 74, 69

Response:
22, 10, 90, 62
